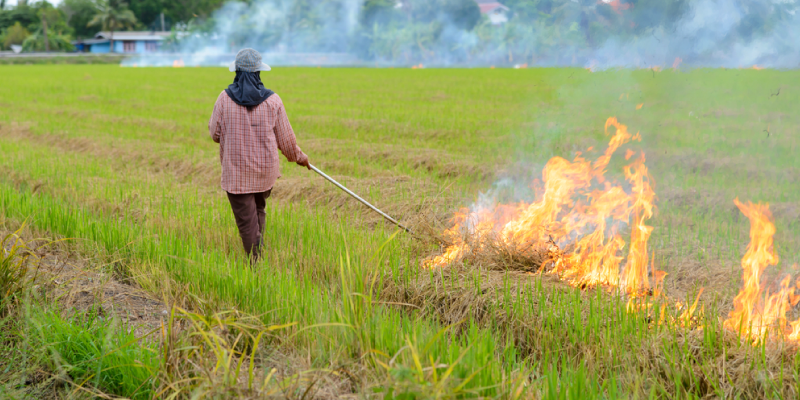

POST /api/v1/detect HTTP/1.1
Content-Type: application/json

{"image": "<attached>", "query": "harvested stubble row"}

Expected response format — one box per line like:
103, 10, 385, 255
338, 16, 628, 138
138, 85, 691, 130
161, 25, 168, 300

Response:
381, 264, 800, 398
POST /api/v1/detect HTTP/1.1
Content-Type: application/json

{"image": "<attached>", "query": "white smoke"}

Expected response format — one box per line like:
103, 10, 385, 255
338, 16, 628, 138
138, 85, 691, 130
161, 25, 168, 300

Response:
124, 0, 800, 68
125, 0, 364, 67
584, 0, 800, 68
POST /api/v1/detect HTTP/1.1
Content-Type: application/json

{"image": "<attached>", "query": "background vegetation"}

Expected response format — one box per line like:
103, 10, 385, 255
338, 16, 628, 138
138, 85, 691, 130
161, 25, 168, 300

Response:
3, 0, 799, 67
0, 0, 226, 51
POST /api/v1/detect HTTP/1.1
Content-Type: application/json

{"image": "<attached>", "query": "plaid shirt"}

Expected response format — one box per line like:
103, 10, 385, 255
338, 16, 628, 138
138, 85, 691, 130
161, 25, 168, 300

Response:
209, 91, 308, 194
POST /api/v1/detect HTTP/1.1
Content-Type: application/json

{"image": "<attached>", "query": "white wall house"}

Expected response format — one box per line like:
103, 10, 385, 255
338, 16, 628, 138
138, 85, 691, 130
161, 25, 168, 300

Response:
475, 0, 510, 25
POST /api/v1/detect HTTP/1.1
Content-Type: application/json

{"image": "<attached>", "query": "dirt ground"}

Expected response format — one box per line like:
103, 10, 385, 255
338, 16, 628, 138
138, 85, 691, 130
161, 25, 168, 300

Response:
2, 228, 169, 336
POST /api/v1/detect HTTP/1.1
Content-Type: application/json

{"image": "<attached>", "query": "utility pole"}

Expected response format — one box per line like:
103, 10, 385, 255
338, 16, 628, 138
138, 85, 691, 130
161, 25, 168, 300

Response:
160, 13, 165, 31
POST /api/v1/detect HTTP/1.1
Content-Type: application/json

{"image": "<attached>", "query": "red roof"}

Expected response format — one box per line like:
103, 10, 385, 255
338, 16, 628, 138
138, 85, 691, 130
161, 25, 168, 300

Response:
476, 1, 509, 14
599, 0, 632, 14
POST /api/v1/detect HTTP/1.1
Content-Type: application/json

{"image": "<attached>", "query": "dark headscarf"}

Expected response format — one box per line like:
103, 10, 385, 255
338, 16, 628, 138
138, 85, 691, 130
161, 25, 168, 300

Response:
225, 71, 274, 107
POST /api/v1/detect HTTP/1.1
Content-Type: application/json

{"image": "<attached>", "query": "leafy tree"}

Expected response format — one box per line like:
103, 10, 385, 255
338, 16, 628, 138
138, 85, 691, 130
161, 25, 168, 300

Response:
127, 0, 224, 29
128, 0, 169, 30
87, 0, 137, 52
443, 0, 481, 30
12, 4, 74, 52
361, 0, 480, 29
356, 0, 483, 62
0, 3, 38, 31
626, 0, 689, 32
360, 0, 395, 27
398, 0, 481, 29
1, 21, 29, 49
60, 0, 100, 39
0, 2, 73, 52
21, 28, 74, 51
162, 0, 226, 25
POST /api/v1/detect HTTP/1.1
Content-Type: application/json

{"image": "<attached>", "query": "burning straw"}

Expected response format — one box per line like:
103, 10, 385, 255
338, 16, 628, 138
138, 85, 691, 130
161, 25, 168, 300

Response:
425, 117, 663, 298
724, 199, 800, 343
423, 117, 800, 345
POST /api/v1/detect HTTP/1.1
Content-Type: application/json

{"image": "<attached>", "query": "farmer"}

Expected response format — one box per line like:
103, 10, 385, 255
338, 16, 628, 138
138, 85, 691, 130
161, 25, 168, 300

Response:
209, 48, 310, 263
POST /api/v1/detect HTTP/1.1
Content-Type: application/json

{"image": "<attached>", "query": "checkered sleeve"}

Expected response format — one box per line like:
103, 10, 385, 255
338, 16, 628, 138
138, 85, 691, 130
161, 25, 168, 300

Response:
271, 94, 308, 164
209, 91, 225, 143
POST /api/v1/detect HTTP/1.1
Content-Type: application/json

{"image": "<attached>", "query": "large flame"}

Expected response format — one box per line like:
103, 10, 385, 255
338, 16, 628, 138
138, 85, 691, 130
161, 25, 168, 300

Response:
427, 117, 662, 296
427, 118, 800, 344
724, 199, 800, 343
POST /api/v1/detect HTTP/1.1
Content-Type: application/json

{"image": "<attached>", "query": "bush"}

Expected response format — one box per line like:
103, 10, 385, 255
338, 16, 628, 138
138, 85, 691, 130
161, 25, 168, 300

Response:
1, 21, 30, 50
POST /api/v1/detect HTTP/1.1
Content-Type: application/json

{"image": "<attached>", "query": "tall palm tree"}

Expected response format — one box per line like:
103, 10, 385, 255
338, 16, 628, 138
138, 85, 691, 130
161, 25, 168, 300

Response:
87, 0, 137, 53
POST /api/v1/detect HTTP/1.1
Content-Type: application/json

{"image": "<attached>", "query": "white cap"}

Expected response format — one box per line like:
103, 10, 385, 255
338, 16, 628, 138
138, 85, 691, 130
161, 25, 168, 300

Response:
229, 48, 271, 72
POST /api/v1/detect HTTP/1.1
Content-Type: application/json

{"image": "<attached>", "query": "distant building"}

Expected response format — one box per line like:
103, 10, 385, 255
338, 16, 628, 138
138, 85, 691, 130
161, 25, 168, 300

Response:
475, 0, 510, 25
73, 31, 170, 54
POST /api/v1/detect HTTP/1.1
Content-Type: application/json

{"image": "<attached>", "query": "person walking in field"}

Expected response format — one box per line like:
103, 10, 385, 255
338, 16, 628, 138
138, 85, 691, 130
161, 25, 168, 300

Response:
209, 48, 310, 263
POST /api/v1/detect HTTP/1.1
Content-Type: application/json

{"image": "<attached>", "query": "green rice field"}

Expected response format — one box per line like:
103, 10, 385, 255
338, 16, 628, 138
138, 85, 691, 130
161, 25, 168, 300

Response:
1, 65, 799, 399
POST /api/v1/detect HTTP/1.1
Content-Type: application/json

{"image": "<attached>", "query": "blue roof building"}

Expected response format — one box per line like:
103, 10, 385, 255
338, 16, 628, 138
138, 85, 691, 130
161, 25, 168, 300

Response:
73, 31, 170, 53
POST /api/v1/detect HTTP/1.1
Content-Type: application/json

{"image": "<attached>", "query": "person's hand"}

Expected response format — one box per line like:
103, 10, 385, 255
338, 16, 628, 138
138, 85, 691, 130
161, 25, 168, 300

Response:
297, 157, 311, 170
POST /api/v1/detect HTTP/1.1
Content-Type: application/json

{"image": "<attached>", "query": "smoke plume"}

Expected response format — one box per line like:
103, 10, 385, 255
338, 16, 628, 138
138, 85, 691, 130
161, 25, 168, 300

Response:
124, 0, 800, 68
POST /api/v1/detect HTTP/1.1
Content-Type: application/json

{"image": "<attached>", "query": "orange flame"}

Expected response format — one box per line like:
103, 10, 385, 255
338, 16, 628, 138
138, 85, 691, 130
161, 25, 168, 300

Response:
724, 199, 800, 343
427, 118, 662, 296
621, 152, 655, 295
428, 120, 800, 344
672, 57, 682, 69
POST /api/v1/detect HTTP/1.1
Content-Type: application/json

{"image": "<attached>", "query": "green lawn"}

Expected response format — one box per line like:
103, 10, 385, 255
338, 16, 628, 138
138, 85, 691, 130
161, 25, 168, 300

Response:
1, 65, 799, 398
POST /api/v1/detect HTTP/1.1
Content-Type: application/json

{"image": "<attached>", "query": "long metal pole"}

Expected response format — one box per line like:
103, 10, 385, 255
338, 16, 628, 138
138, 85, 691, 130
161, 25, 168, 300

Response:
309, 164, 412, 233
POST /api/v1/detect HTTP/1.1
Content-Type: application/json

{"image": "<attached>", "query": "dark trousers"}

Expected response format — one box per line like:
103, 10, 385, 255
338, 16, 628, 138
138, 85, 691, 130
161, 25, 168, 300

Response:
226, 190, 271, 262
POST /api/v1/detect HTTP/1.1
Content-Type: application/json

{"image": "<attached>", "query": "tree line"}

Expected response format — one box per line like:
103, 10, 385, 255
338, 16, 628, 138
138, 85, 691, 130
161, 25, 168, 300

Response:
0, 0, 226, 52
